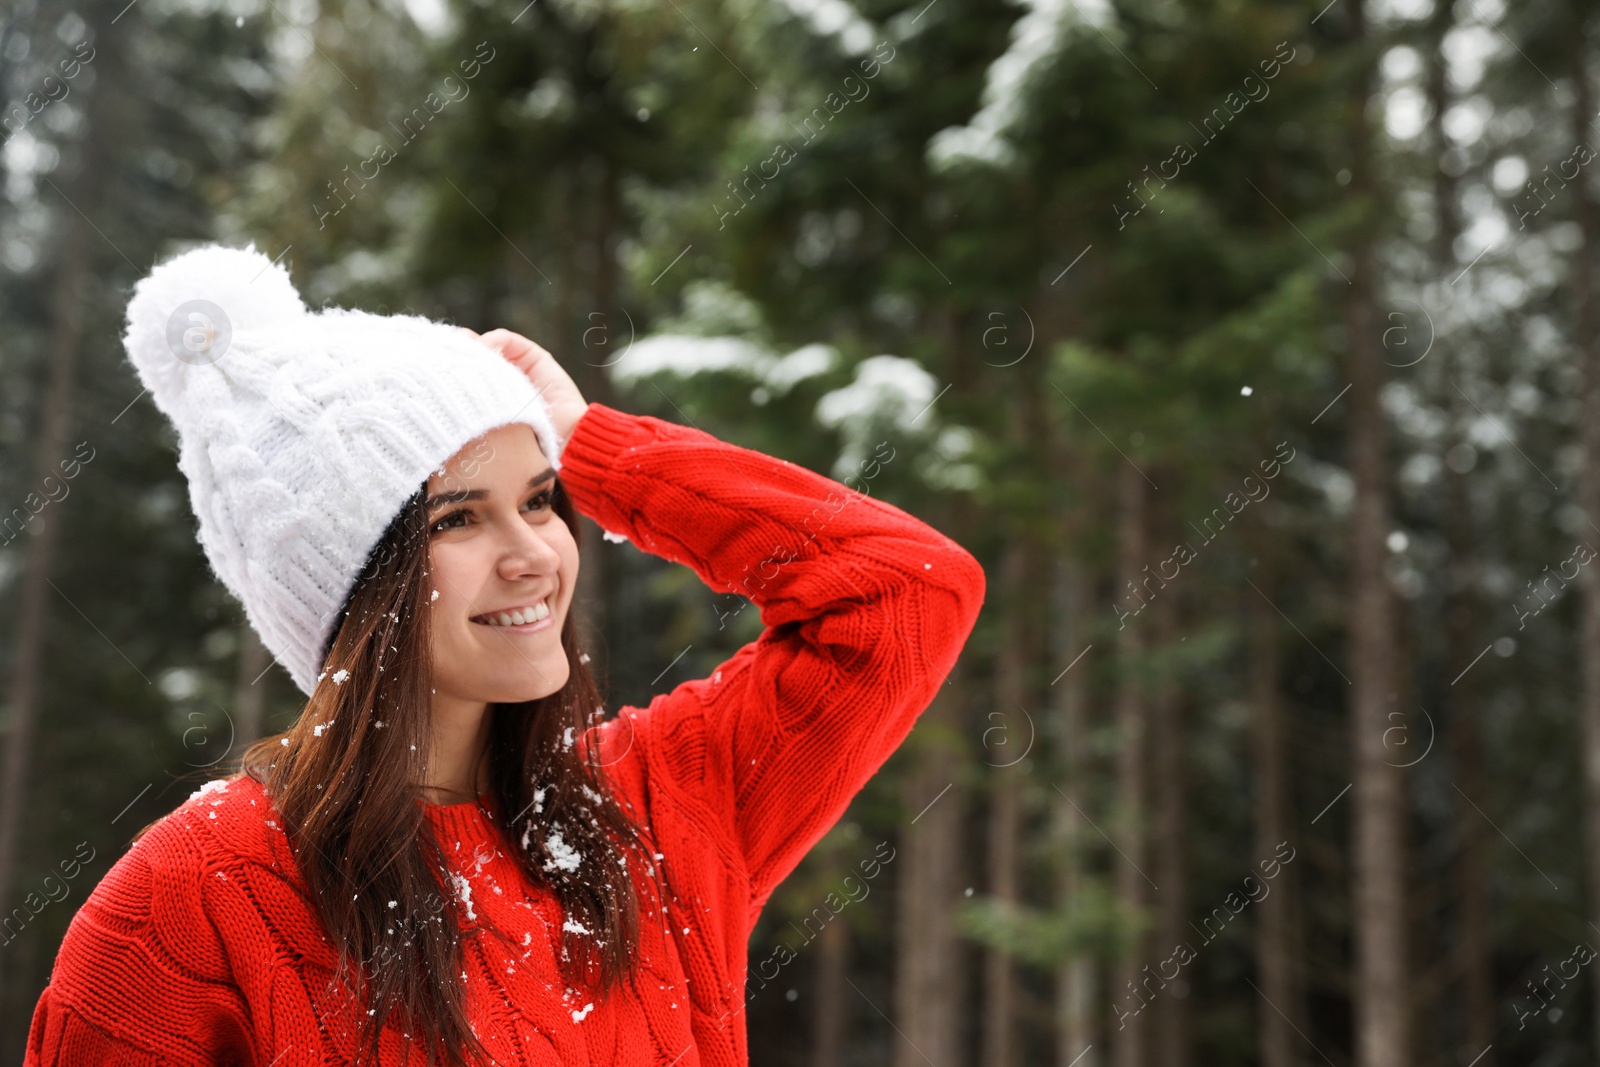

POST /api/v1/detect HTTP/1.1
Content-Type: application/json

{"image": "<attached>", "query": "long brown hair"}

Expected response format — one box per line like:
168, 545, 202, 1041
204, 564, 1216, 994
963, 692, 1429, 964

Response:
212, 473, 651, 1065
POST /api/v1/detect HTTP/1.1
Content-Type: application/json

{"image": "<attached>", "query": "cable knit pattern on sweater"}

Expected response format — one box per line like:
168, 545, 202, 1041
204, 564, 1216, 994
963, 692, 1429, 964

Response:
24, 402, 986, 1066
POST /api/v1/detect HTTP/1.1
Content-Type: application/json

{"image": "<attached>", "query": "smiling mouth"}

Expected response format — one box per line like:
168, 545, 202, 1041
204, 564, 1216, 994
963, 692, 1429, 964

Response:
470, 597, 553, 628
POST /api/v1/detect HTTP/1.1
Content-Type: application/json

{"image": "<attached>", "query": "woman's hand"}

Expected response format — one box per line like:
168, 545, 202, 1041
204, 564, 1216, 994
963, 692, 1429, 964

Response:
460, 328, 589, 452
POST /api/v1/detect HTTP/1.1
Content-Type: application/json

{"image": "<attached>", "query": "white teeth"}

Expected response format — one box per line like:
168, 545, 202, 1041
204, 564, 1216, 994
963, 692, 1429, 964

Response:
479, 598, 550, 627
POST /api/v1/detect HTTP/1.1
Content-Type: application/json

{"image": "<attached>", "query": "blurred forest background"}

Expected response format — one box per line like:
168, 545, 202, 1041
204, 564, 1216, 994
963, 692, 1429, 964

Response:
0, 0, 1593, 1063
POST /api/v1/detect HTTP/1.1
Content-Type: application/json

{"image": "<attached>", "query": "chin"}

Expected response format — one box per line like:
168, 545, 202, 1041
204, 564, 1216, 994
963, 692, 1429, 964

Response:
488, 658, 570, 704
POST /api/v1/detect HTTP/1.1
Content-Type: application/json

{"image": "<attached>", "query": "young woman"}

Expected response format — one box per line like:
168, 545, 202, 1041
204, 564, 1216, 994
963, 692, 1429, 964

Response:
23, 310, 984, 1066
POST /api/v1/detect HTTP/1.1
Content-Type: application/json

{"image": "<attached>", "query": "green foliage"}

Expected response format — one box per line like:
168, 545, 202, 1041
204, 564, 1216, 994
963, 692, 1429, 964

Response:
959, 877, 1133, 967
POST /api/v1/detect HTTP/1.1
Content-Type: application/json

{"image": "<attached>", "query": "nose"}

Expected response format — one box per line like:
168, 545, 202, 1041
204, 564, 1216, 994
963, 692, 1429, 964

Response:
496, 516, 563, 581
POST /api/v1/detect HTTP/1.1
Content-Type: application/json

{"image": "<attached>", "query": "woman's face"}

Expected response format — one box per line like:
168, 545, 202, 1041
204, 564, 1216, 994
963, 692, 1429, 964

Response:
424, 422, 578, 706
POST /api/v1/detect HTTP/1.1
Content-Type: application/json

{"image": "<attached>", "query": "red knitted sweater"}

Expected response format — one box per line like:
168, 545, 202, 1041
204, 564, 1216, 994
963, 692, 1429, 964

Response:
23, 402, 985, 1066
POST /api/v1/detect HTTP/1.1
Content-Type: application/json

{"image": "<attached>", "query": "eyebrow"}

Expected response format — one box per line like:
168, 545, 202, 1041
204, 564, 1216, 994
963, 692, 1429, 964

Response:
425, 469, 556, 511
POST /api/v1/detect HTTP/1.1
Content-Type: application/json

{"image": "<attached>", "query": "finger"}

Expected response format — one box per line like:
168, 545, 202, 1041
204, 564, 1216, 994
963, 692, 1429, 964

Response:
458, 327, 482, 338
479, 328, 535, 358
519, 346, 558, 376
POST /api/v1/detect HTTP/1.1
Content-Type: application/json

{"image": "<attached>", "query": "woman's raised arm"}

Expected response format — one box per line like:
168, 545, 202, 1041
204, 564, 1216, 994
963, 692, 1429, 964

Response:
558, 402, 985, 916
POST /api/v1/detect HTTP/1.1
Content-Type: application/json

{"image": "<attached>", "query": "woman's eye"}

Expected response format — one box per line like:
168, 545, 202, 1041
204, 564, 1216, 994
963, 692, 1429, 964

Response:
429, 510, 467, 533
430, 488, 553, 534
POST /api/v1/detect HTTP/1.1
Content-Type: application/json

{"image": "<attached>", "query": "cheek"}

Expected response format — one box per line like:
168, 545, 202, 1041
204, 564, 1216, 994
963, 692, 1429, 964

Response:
427, 542, 483, 620
558, 539, 580, 609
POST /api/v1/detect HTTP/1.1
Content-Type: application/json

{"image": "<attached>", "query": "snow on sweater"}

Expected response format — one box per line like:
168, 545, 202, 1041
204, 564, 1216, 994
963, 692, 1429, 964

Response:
23, 401, 986, 1067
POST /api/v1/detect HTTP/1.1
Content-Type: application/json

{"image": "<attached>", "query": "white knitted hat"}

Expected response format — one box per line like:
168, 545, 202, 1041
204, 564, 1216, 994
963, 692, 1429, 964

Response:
121, 242, 566, 697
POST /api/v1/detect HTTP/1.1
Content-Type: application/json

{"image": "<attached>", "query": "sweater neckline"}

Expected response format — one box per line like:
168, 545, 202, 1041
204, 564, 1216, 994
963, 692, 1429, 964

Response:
419, 793, 500, 845
420, 792, 492, 813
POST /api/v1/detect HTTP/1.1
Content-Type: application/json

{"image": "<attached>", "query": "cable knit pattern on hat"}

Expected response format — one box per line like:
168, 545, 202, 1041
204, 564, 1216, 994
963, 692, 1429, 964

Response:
119, 243, 568, 697
24, 403, 986, 1067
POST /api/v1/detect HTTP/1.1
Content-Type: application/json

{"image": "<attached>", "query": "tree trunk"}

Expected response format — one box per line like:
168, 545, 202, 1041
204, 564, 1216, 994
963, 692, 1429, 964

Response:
590, 152, 621, 413
1112, 461, 1149, 1067
1344, 3, 1410, 1063
1053, 554, 1098, 1067
573, 162, 625, 690
0, 110, 99, 994
896, 307, 980, 1067
983, 769, 1021, 1067
1035, 232, 1096, 1067
1426, 2, 1493, 1058
1347, 188, 1411, 1067
555, 171, 577, 367
811, 903, 848, 1067
1249, 550, 1303, 1067
894, 656, 970, 1067
1150, 596, 1187, 1067
231, 624, 270, 751
1569, 6, 1600, 1059
983, 538, 1028, 1067
1446, 616, 1493, 1063
895, 479, 973, 1067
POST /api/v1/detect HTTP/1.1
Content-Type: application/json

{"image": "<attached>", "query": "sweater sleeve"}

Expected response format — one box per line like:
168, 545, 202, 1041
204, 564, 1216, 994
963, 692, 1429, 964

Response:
559, 402, 985, 913
24, 813, 253, 1066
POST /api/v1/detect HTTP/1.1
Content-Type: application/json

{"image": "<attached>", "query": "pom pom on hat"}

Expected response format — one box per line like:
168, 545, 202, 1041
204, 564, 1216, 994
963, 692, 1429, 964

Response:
120, 242, 567, 697
122, 242, 308, 422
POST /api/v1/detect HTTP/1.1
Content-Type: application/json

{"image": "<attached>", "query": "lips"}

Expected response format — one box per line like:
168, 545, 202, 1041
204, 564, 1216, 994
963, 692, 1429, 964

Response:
470, 596, 553, 628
